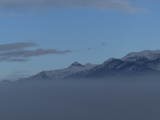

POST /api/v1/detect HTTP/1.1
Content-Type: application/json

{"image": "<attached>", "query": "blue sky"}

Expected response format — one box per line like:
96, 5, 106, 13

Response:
0, 0, 160, 80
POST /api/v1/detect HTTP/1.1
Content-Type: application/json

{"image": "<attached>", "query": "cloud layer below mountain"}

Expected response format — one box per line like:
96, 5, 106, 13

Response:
0, 79, 160, 120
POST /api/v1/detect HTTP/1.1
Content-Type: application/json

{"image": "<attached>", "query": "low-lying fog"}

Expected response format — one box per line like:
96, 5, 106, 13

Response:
0, 78, 160, 120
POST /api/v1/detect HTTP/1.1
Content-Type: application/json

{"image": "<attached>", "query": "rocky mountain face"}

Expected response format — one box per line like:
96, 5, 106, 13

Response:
84, 58, 158, 78
19, 50, 160, 81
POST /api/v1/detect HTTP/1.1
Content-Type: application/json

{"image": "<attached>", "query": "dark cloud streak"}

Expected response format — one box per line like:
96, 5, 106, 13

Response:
0, 42, 37, 52
0, 49, 72, 58
0, 56, 29, 62
0, 0, 143, 12
0, 42, 72, 62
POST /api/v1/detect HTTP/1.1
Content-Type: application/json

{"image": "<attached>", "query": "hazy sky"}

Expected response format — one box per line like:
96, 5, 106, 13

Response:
0, 0, 160, 80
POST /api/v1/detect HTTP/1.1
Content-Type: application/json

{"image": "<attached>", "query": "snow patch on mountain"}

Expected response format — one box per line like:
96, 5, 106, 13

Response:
122, 50, 160, 61
21, 62, 97, 80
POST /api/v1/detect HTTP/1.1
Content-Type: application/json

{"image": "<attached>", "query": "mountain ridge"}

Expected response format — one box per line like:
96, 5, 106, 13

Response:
18, 50, 160, 81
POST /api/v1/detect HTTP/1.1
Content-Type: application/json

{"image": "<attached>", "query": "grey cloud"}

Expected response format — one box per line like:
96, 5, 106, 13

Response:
0, 49, 72, 57
86, 42, 107, 51
87, 48, 91, 50
0, 42, 37, 52
0, 42, 72, 62
0, 49, 72, 62
102, 42, 107, 46
0, 0, 142, 12
0, 57, 28, 62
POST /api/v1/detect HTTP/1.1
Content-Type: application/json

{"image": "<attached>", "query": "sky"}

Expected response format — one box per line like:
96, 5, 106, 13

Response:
0, 0, 160, 80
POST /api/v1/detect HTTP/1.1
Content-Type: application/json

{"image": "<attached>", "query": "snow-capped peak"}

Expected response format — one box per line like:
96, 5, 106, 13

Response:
21, 62, 97, 81
70, 62, 83, 67
103, 58, 115, 64
122, 50, 160, 61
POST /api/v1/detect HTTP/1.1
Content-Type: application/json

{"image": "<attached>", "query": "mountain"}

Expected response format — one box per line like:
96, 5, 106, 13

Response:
19, 62, 97, 81
84, 58, 158, 78
18, 50, 160, 81
66, 50, 160, 79
122, 50, 160, 61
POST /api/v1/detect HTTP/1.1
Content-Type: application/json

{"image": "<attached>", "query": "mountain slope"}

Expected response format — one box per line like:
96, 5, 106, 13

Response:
122, 50, 160, 61
19, 62, 97, 81
19, 50, 160, 81
70, 58, 158, 78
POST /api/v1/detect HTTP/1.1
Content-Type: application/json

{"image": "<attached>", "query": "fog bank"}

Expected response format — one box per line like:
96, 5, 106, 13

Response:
0, 78, 160, 120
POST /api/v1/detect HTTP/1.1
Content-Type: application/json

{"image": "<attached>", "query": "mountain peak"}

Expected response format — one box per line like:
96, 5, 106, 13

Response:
70, 62, 83, 67
122, 50, 160, 61
103, 58, 115, 64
